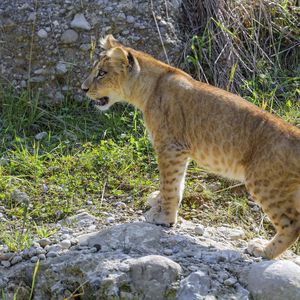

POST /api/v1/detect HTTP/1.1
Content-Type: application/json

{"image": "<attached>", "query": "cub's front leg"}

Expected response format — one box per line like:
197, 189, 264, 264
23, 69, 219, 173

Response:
145, 146, 189, 226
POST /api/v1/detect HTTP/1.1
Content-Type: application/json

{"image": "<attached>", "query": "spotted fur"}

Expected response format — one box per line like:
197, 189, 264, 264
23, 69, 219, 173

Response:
82, 35, 300, 259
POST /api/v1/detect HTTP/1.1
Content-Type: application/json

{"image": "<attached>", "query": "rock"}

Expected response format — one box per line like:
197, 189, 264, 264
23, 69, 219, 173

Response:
38, 238, 51, 248
11, 189, 29, 205
10, 255, 22, 265
46, 251, 58, 258
0, 252, 14, 261
163, 248, 173, 256
78, 222, 164, 253
61, 29, 78, 43
35, 131, 47, 140
217, 226, 245, 240
38, 254, 46, 260
0, 0, 184, 103
215, 250, 242, 263
46, 244, 62, 253
0, 222, 272, 299
247, 260, 300, 300
54, 91, 64, 102
224, 277, 237, 286
127, 16, 135, 23
60, 239, 71, 249
177, 271, 211, 300
1, 260, 11, 268
30, 256, 39, 263
115, 201, 127, 209
63, 211, 97, 226
294, 256, 300, 267
195, 224, 205, 235
127, 255, 182, 300
55, 62, 68, 75
105, 216, 115, 223
28, 12, 36, 21
70, 13, 91, 30
37, 28, 47, 38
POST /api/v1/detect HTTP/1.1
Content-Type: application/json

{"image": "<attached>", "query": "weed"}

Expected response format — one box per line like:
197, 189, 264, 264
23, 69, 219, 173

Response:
29, 259, 40, 300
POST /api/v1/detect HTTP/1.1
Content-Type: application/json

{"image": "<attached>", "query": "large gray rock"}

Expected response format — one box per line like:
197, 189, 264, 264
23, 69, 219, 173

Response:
128, 255, 182, 300
78, 222, 164, 253
247, 260, 300, 300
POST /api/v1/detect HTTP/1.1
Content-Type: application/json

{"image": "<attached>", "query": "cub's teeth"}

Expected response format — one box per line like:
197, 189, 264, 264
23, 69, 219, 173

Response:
95, 96, 109, 106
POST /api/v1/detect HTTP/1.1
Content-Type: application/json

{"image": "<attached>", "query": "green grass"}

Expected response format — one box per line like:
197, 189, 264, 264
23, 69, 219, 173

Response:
0, 72, 300, 254
0, 86, 157, 251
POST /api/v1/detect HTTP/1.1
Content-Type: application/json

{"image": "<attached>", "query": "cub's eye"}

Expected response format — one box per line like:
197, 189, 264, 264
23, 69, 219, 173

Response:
96, 70, 107, 79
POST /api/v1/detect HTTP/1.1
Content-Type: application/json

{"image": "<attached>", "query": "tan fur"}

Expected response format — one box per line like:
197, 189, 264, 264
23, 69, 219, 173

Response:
82, 35, 300, 259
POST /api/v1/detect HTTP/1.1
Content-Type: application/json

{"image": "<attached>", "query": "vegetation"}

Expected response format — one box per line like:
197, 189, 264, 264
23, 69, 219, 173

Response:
0, 0, 299, 254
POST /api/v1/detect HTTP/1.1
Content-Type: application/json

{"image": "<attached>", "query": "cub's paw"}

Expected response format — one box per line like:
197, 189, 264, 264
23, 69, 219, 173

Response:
247, 238, 268, 258
144, 191, 177, 227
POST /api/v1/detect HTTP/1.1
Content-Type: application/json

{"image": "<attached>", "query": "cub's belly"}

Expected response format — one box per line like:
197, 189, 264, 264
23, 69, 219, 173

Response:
192, 151, 245, 182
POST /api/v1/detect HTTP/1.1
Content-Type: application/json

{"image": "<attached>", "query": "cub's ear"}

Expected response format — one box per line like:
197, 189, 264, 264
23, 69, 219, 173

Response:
107, 47, 136, 73
99, 34, 121, 50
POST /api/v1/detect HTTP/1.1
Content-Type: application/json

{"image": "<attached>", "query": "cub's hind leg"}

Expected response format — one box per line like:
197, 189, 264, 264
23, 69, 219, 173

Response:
246, 179, 300, 259
145, 146, 189, 226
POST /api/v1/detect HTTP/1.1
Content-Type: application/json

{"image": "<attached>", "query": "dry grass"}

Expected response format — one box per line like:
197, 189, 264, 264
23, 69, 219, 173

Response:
182, 0, 300, 95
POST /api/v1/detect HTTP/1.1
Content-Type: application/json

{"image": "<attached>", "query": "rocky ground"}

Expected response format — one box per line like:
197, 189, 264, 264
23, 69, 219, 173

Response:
1, 206, 300, 300
0, 0, 184, 102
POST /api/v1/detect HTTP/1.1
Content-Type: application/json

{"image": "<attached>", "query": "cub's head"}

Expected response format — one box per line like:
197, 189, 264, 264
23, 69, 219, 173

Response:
81, 35, 138, 111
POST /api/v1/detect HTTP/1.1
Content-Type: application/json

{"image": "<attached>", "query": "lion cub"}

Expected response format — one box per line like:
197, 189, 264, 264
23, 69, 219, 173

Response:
82, 35, 300, 259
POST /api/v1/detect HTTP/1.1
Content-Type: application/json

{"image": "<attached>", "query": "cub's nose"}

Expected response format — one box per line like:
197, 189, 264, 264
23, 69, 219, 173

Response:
81, 83, 89, 92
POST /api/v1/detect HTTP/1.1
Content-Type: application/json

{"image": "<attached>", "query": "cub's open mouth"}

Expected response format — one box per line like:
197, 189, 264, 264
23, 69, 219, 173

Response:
95, 97, 109, 106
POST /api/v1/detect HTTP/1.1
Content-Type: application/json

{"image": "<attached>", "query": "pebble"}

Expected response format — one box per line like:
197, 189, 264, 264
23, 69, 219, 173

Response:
11, 189, 29, 204
46, 244, 62, 253
126, 16, 135, 23
30, 256, 39, 263
38, 238, 51, 248
0, 252, 14, 261
37, 29, 48, 38
28, 12, 36, 21
80, 44, 91, 51
60, 240, 71, 249
194, 224, 205, 235
105, 217, 115, 224
61, 234, 71, 240
79, 240, 89, 247
71, 13, 91, 30
38, 254, 46, 260
88, 225, 97, 231
10, 255, 22, 265
56, 62, 68, 75
115, 201, 127, 209
47, 252, 58, 258
218, 226, 245, 240
163, 249, 173, 256
35, 132, 47, 140
61, 29, 78, 43
224, 277, 237, 286
1, 260, 11, 268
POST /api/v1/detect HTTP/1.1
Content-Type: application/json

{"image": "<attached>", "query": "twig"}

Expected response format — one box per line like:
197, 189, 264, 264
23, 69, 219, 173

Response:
150, 0, 170, 64
27, 0, 39, 92
100, 178, 107, 206
214, 182, 244, 194
64, 280, 89, 300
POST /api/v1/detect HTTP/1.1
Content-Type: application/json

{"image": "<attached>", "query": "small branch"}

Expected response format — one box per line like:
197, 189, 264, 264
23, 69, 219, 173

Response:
100, 178, 107, 206
150, 0, 170, 64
